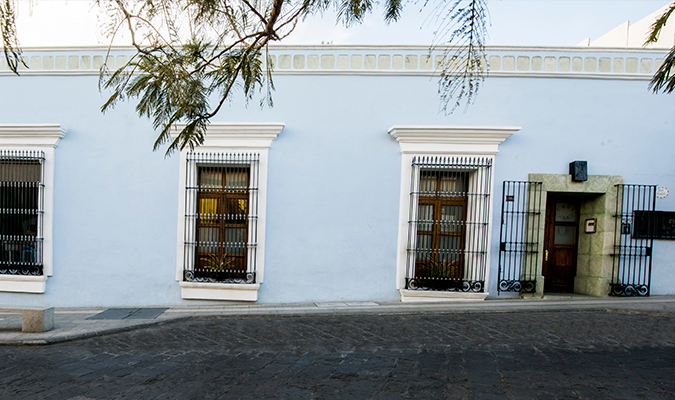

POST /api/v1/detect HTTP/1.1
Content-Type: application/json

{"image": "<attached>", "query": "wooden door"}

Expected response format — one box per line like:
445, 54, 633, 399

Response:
543, 196, 579, 293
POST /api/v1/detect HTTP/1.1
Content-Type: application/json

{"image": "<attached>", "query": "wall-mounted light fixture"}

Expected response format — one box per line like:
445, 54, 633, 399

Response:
569, 160, 588, 182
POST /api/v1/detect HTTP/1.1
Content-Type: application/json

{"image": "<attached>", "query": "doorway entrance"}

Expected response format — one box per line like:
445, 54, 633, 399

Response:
498, 174, 625, 298
542, 196, 580, 293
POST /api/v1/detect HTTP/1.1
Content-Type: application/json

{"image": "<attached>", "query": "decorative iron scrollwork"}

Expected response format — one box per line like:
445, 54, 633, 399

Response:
184, 270, 195, 281
498, 279, 536, 293
610, 283, 649, 297
183, 269, 256, 284
0, 265, 42, 276
406, 278, 484, 292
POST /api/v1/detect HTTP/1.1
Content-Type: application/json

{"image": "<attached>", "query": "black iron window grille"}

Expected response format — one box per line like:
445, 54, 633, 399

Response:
0, 150, 44, 276
405, 156, 492, 292
183, 153, 259, 284
497, 181, 543, 294
611, 184, 656, 296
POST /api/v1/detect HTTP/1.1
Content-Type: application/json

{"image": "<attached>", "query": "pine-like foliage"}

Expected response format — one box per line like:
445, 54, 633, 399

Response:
428, 0, 488, 113
0, 0, 22, 71
2, 0, 490, 154
647, 1, 675, 94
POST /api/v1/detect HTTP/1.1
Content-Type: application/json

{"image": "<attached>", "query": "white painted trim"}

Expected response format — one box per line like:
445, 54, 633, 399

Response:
15, 44, 672, 53
180, 282, 260, 302
390, 125, 517, 298
399, 289, 488, 302
0, 124, 65, 293
388, 126, 519, 155
0, 124, 66, 147
0, 275, 46, 294
175, 123, 283, 301
171, 122, 284, 149
268, 71, 656, 80
1, 70, 658, 82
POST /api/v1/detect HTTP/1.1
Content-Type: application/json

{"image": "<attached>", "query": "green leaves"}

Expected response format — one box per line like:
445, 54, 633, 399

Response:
649, 46, 675, 94
101, 38, 269, 155
0, 0, 23, 74
337, 0, 373, 26
383, 0, 402, 23
645, 2, 675, 46
433, 0, 488, 113
647, 2, 675, 95
2, 0, 494, 154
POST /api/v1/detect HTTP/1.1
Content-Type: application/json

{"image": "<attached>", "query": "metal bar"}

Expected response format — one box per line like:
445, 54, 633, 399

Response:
406, 156, 492, 292
183, 152, 259, 284
497, 180, 542, 293
611, 183, 656, 296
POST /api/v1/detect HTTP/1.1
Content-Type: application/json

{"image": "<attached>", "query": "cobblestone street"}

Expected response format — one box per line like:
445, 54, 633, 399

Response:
1, 310, 674, 399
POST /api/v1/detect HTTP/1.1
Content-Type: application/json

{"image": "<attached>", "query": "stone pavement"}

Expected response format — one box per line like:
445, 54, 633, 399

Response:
1, 294, 675, 345
0, 296, 674, 399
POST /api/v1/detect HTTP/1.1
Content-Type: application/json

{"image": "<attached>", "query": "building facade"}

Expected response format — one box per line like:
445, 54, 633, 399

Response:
0, 45, 674, 307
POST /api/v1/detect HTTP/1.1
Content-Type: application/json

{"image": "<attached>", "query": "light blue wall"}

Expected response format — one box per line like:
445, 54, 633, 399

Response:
0, 47, 673, 306
0, 74, 182, 306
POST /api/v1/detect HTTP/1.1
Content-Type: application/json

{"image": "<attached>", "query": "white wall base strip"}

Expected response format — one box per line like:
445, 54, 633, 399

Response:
0, 275, 47, 294
180, 282, 260, 302
399, 289, 488, 302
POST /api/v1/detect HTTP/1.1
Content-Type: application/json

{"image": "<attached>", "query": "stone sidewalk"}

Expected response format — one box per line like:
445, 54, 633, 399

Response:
1, 294, 675, 345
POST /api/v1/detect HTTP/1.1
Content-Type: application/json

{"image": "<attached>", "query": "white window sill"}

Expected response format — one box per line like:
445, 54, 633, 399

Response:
180, 281, 260, 302
399, 289, 488, 303
0, 275, 46, 294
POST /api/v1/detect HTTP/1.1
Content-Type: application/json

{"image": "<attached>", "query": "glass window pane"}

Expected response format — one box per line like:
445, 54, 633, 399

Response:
439, 174, 465, 194
199, 198, 219, 224
440, 205, 463, 233
415, 234, 432, 261
417, 205, 434, 231
197, 227, 219, 254
200, 170, 221, 188
0, 187, 38, 236
555, 203, 577, 222
225, 170, 248, 188
225, 228, 247, 254
419, 175, 436, 194
438, 236, 461, 263
554, 225, 576, 245
226, 198, 248, 221
0, 161, 40, 183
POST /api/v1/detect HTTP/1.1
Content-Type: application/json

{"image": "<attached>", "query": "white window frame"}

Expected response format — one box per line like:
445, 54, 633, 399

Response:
0, 124, 66, 294
175, 122, 283, 301
389, 125, 519, 302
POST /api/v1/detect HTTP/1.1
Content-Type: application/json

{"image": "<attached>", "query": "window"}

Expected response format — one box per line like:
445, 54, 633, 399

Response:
405, 157, 492, 293
0, 151, 44, 276
414, 170, 468, 285
0, 124, 64, 294
183, 153, 259, 285
389, 125, 518, 301
174, 122, 283, 301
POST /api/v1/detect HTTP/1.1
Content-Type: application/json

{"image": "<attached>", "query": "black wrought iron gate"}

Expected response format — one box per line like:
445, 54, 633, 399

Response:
498, 181, 543, 293
611, 184, 656, 296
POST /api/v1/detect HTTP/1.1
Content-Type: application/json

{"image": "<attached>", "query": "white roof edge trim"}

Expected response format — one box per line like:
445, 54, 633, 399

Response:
14, 44, 670, 54
388, 125, 520, 145
0, 124, 67, 148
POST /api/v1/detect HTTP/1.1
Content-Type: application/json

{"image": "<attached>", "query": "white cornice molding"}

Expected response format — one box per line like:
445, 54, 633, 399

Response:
172, 122, 284, 149
389, 125, 520, 144
15, 44, 671, 54
388, 125, 519, 155
0, 124, 67, 148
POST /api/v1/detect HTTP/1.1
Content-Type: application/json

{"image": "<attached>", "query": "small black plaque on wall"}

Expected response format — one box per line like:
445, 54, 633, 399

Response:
569, 161, 588, 182
633, 211, 675, 239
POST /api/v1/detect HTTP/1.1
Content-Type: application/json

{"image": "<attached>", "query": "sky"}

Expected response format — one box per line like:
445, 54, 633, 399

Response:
12, 0, 674, 47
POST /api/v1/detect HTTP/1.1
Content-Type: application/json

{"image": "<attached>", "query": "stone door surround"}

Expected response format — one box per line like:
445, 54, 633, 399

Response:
526, 174, 623, 298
